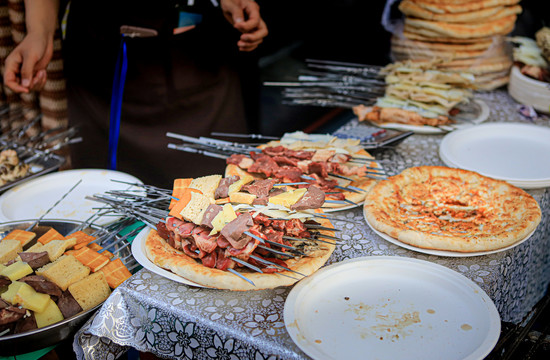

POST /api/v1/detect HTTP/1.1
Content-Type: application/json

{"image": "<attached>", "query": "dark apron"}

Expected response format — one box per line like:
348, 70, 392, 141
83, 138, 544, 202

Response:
63, 1, 251, 188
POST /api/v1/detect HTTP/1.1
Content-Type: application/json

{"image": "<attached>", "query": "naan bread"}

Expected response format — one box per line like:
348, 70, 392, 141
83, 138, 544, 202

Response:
411, 0, 522, 14
405, 15, 517, 38
364, 166, 541, 252
145, 216, 336, 291
402, 30, 496, 43
392, 44, 489, 60
392, 34, 497, 51
400, 1, 522, 23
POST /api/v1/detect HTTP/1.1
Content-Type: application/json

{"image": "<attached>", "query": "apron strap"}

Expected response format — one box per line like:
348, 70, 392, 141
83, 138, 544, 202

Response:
108, 35, 128, 170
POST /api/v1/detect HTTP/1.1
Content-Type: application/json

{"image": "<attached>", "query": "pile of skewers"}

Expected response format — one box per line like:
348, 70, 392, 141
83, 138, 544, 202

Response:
0, 107, 81, 189
264, 59, 386, 108
164, 131, 390, 209
87, 180, 349, 285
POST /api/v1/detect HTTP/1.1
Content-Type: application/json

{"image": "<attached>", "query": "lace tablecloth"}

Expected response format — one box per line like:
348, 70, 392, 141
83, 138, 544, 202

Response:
74, 90, 550, 359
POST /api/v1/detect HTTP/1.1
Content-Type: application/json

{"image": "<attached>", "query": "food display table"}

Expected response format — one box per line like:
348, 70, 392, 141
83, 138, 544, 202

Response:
73, 90, 550, 359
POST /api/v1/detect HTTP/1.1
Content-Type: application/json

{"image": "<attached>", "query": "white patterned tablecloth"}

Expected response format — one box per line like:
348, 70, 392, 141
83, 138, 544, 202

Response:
74, 90, 550, 360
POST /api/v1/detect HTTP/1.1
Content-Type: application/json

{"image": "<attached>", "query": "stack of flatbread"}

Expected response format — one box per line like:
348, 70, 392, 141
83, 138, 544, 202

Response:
392, 0, 522, 90
353, 60, 475, 127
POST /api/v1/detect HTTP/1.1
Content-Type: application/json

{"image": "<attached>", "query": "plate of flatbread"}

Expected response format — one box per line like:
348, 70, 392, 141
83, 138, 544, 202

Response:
363, 166, 541, 255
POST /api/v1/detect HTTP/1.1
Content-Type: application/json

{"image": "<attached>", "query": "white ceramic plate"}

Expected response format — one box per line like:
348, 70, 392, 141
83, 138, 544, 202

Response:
439, 122, 550, 188
284, 256, 501, 360
364, 210, 535, 257
131, 227, 206, 288
0, 169, 143, 225
375, 99, 490, 135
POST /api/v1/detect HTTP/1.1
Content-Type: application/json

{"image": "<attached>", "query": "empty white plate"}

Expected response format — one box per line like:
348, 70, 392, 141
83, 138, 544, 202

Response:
0, 168, 143, 224
284, 256, 501, 360
439, 123, 550, 188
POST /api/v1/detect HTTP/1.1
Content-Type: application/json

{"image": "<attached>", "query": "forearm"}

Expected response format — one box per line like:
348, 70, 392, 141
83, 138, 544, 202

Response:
24, 0, 60, 37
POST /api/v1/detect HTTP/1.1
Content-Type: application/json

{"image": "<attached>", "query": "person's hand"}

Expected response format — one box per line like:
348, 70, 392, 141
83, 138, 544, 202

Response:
3, 31, 53, 93
220, 0, 268, 52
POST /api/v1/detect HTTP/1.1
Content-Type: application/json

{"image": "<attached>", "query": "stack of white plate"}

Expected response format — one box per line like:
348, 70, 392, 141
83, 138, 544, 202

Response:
508, 66, 550, 114
439, 123, 550, 189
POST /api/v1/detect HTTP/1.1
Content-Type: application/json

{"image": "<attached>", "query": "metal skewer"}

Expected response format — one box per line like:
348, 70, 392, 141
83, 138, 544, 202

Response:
25, 179, 83, 231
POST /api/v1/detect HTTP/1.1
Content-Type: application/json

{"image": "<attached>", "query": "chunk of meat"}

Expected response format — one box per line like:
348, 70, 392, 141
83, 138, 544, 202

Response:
19, 275, 63, 297
201, 204, 223, 228
248, 155, 280, 177
214, 175, 240, 199
241, 178, 277, 198
311, 149, 336, 162
191, 226, 218, 253
57, 291, 83, 319
19, 251, 50, 270
290, 185, 325, 210
220, 213, 254, 249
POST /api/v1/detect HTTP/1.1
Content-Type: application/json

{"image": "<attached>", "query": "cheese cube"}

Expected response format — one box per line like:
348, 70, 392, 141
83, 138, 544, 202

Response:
35, 299, 65, 328
209, 204, 237, 235
229, 191, 257, 205
1, 281, 25, 303
179, 192, 212, 225
0, 261, 33, 281
13, 282, 50, 313
269, 188, 308, 208
227, 174, 255, 195
188, 175, 222, 199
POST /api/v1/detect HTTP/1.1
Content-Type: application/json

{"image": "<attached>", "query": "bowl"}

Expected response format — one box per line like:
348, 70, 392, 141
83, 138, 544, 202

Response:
508, 65, 550, 114
0, 219, 133, 356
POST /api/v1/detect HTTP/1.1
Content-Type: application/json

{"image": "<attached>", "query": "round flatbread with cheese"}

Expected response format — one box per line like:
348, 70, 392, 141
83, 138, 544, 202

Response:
144, 216, 336, 291
364, 166, 541, 252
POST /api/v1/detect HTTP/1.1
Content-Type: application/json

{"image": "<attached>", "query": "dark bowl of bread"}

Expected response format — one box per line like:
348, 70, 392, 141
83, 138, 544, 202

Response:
0, 219, 134, 355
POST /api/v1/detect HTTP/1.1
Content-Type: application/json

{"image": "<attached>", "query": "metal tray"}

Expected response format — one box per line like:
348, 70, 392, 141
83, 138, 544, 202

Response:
0, 219, 135, 356
0, 150, 65, 194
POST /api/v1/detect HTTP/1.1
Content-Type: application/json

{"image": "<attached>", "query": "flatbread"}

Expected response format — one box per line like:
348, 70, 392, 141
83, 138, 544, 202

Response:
402, 30, 496, 44
392, 35, 496, 51
145, 216, 336, 291
473, 74, 510, 90
404, 15, 517, 38
400, 1, 522, 23
436, 56, 512, 74
364, 166, 541, 252
392, 44, 489, 60
411, 0, 522, 14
